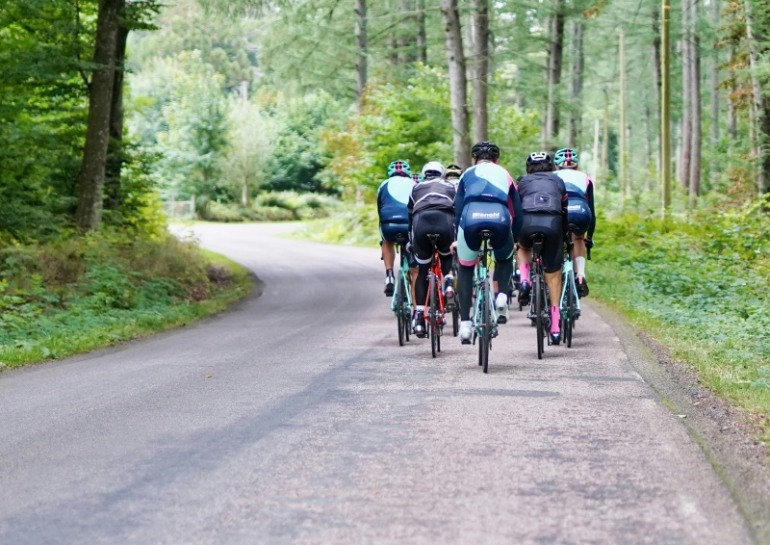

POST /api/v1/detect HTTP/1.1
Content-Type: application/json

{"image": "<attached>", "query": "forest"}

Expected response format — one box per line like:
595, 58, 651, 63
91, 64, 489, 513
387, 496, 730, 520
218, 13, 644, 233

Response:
1, 0, 769, 435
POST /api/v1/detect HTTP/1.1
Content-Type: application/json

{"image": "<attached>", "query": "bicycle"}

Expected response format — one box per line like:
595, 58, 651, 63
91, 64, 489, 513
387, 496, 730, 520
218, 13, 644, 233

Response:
559, 229, 582, 348
390, 235, 413, 346
472, 230, 498, 373
424, 234, 447, 358
527, 233, 550, 359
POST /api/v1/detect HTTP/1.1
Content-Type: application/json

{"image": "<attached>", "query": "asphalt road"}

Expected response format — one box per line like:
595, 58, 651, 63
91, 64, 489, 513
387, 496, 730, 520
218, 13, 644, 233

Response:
0, 223, 756, 544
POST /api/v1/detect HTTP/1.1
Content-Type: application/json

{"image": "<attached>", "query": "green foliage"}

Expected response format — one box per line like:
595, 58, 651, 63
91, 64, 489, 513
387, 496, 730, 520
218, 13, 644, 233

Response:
0, 231, 250, 368
198, 191, 339, 222
592, 199, 770, 416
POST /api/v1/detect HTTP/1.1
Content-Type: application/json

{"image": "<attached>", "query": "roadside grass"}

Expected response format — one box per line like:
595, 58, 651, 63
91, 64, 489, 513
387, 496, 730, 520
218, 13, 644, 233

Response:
0, 233, 252, 370
590, 201, 770, 444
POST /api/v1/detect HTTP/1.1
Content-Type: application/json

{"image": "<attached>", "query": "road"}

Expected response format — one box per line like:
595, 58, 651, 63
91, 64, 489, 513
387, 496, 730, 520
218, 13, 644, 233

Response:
0, 223, 756, 544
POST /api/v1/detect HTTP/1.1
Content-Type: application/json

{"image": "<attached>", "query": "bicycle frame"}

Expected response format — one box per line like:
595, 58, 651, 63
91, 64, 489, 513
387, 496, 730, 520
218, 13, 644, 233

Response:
472, 236, 498, 335
559, 246, 581, 317
390, 242, 413, 315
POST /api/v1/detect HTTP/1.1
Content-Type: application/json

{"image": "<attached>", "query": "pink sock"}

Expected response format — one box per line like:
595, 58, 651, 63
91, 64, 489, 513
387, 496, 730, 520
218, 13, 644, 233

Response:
550, 306, 560, 334
520, 263, 530, 284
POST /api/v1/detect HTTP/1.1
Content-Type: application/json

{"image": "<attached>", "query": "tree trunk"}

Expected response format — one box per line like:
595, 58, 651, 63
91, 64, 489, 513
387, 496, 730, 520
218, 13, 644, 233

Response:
652, 4, 662, 173
399, 0, 416, 64
566, 19, 584, 146
441, 0, 471, 167
416, 0, 427, 64
727, 46, 737, 140
710, 0, 719, 147
661, 0, 672, 215
689, 2, 701, 206
76, 0, 122, 232
544, 0, 565, 146
355, 0, 368, 110
679, 0, 692, 192
744, 0, 770, 193
619, 27, 628, 200
470, 0, 489, 143
104, 17, 128, 212
386, 0, 398, 65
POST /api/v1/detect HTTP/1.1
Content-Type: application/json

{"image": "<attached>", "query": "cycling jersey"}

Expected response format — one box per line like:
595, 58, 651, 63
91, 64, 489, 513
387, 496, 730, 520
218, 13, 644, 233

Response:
408, 177, 456, 265
516, 171, 568, 274
377, 173, 414, 243
554, 169, 596, 238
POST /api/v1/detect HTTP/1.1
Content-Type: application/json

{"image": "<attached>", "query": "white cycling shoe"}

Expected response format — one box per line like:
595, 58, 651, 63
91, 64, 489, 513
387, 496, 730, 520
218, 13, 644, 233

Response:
495, 293, 509, 324
459, 321, 473, 344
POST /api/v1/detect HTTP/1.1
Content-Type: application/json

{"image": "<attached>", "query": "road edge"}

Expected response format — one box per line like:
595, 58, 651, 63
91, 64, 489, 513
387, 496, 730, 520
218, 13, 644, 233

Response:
590, 299, 770, 545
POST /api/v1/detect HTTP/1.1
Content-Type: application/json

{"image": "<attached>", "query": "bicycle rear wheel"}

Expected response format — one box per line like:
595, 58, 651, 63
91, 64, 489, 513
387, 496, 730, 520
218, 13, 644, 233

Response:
429, 275, 438, 358
534, 273, 544, 359
481, 281, 491, 373
395, 275, 405, 347
564, 272, 575, 348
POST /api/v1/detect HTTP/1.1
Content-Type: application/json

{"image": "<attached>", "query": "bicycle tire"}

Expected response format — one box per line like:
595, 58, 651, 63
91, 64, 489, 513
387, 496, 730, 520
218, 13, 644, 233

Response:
534, 272, 544, 359
429, 274, 438, 358
481, 280, 491, 373
396, 274, 405, 347
565, 272, 575, 348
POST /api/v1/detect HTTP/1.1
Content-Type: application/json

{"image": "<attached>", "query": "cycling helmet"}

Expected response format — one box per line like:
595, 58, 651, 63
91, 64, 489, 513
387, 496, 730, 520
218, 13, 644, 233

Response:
525, 151, 554, 173
387, 160, 412, 178
445, 164, 463, 180
471, 141, 500, 161
421, 161, 445, 180
554, 147, 579, 168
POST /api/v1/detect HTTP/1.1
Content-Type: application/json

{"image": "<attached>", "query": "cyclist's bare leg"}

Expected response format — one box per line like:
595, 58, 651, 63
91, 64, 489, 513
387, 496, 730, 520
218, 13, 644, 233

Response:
545, 270, 562, 334
571, 233, 586, 277
517, 246, 532, 284
382, 241, 396, 271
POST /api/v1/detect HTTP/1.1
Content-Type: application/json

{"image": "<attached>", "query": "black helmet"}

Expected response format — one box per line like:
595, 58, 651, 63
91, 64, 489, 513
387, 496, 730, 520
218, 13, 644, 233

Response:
525, 151, 554, 173
445, 164, 463, 179
471, 141, 500, 161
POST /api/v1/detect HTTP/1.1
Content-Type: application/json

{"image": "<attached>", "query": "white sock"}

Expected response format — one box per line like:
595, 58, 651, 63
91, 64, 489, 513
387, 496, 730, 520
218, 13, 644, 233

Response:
415, 305, 425, 312
575, 256, 586, 278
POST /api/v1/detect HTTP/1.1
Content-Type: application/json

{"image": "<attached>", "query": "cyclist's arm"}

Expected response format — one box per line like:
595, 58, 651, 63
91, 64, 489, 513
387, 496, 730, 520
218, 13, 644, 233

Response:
586, 179, 596, 239
407, 190, 415, 239
454, 178, 466, 238
560, 181, 569, 239
376, 182, 386, 223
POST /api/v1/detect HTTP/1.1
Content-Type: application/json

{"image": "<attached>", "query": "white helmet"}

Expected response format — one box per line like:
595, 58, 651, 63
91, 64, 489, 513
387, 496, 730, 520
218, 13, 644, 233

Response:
421, 161, 445, 180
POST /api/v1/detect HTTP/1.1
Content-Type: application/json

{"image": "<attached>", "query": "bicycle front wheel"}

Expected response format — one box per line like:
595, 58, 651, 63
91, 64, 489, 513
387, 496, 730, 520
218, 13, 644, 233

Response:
429, 275, 438, 358
564, 272, 575, 347
481, 281, 491, 373
534, 273, 544, 359
395, 275, 405, 347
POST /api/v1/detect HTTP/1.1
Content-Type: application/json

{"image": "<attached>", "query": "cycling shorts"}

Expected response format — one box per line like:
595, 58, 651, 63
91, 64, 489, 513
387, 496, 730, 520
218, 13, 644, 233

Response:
380, 221, 409, 244
517, 213, 564, 274
411, 210, 454, 265
567, 197, 592, 236
456, 202, 514, 267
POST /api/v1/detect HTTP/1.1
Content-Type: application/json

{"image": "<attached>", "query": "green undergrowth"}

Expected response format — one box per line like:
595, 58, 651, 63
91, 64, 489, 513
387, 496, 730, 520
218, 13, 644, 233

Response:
591, 199, 770, 442
0, 231, 251, 369
298, 203, 379, 246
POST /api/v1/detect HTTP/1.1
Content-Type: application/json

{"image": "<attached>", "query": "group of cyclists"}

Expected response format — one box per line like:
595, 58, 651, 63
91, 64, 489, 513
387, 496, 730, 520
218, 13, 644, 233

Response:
377, 141, 595, 347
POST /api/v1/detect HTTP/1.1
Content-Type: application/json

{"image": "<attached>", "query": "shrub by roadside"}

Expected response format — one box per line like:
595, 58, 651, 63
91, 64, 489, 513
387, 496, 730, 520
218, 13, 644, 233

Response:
0, 231, 251, 369
199, 191, 339, 222
591, 199, 770, 443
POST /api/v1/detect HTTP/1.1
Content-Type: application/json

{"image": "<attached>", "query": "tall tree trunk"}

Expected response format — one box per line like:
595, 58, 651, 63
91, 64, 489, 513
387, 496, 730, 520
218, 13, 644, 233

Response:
355, 0, 368, 110
386, 0, 398, 65
679, 0, 692, 191
416, 0, 427, 64
544, 0, 565, 146
104, 16, 128, 212
399, 0, 416, 64
710, 0, 720, 148
661, 0, 672, 215
619, 27, 628, 200
689, 0, 701, 206
652, 4, 662, 173
441, 0, 471, 167
744, 0, 770, 193
470, 0, 489, 143
566, 19, 584, 146
76, 0, 122, 231
727, 46, 737, 139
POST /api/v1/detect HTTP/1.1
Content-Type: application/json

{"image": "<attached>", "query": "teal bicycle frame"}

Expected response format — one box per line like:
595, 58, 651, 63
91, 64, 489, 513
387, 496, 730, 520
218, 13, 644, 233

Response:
472, 232, 498, 373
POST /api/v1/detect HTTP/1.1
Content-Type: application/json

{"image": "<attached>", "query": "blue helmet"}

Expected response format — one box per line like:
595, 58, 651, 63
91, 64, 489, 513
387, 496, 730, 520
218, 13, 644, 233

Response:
387, 160, 412, 178
554, 148, 579, 168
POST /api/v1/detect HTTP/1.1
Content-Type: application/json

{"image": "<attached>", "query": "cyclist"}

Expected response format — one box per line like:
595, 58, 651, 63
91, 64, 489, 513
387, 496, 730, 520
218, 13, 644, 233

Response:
407, 161, 456, 337
553, 147, 595, 297
516, 151, 568, 345
453, 141, 522, 343
377, 160, 416, 296
445, 163, 463, 184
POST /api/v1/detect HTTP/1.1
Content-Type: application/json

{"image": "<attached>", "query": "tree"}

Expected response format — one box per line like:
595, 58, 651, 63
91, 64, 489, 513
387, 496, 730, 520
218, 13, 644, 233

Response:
76, 0, 124, 231
544, 0, 565, 147
441, 0, 471, 167
470, 0, 490, 143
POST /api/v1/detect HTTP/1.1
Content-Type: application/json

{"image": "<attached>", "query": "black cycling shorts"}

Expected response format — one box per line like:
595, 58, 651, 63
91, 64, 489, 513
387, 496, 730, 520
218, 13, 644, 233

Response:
411, 209, 454, 265
517, 213, 564, 274
567, 197, 592, 236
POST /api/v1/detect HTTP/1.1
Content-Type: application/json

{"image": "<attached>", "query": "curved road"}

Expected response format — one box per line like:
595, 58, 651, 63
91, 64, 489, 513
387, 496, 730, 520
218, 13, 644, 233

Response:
0, 223, 756, 544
